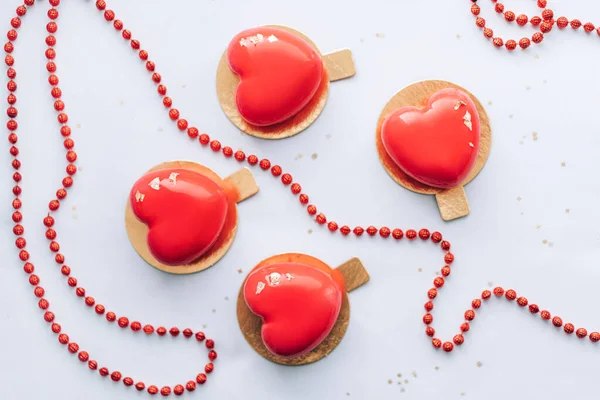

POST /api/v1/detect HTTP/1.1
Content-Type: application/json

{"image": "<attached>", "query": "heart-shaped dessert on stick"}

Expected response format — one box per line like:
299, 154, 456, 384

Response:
237, 254, 369, 365
216, 25, 356, 139
125, 161, 258, 274
376, 80, 492, 221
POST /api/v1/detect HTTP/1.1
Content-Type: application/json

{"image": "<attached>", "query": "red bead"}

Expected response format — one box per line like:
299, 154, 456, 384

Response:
504, 11, 515, 22
432, 338, 442, 348
541, 310, 551, 320
442, 342, 454, 352
110, 371, 122, 382
484, 28, 493, 39
422, 313, 433, 325
271, 165, 282, 176
205, 363, 214, 373
174, 385, 184, 396
576, 328, 588, 338
557, 17, 569, 29
16, 237, 26, 249
542, 9, 553, 21
76, 287, 85, 297
177, 119, 188, 131
13, 225, 24, 235
460, 322, 470, 332
148, 386, 159, 395
441, 266, 451, 277
118, 317, 129, 328
493, 37, 503, 48
564, 323, 575, 334
95, 304, 105, 314
34, 287, 45, 297
552, 316, 563, 327
114, 20, 124, 31
493, 287, 504, 297
4, 42, 14, 54
299, 194, 309, 204
199, 134, 210, 145
210, 140, 221, 152
584, 23, 595, 33
471, 4, 480, 15
541, 22, 553, 33
196, 373, 207, 384
571, 19, 582, 29
208, 350, 218, 361
78, 351, 89, 362
431, 232, 442, 243
162, 97, 172, 107
122, 30, 131, 40
58, 334, 69, 344
494, 3, 504, 13
464, 310, 475, 321
531, 16, 542, 26
146, 61, 155, 71
366, 226, 377, 236
472, 299, 481, 309
29, 275, 40, 286
152, 73, 161, 83
186, 381, 196, 392
532, 32, 544, 44
392, 229, 403, 240
222, 146, 233, 157
61, 266, 70, 276
44, 311, 54, 322
517, 14, 528, 26
206, 339, 215, 349
340, 225, 350, 235
135, 382, 145, 391
106, 312, 116, 322
427, 288, 437, 299
281, 173, 292, 185
160, 387, 171, 396
84, 297, 95, 307
17, 6, 27, 16
234, 150, 245, 161
13, 212, 23, 223
131, 40, 140, 50
444, 253, 454, 264
5, 55, 15, 66
130, 321, 141, 332
441, 241, 450, 251
379, 227, 391, 238
537, 0, 547, 7
327, 221, 338, 232
96, 0, 106, 10
591, 332, 600, 342
52, 323, 61, 334
476, 17, 485, 28
170, 327, 180, 336
123, 377, 134, 386
157, 327, 167, 336
247, 155, 258, 165
169, 108, 179, 120
517, 297, 528, 307
425, 327, 435, 337
453, 334, 465, 345
195, 332, 206, 341
434, 277, 444, 288
418, 229, 430, 240
7, 94, 16, 105
353, 226, 364, 236
406, 229, 417, 240
424, 301, 434, 312
88, 360, 98, 370
505, 289, 517, 301
307, 205, 317, 215
144, 325, 155, 334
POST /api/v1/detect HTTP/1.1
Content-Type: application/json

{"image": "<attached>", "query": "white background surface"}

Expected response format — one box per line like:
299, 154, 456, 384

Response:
2, 0, 600, 399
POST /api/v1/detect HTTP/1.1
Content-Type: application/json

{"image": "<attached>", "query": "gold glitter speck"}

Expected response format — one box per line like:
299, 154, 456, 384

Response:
476, 361, 483, 368
149, 177, 160, 191
463, 110, 472, 131
542, 239, 548, 244
237, 268, 243, 274
311, 153, 318, 160
135, 190, 145, 202
168, 172, 179, 184
454, 101, 467, 110
417, 268, 422, 272
285, 273, 294, 280
532, 131, 538, 141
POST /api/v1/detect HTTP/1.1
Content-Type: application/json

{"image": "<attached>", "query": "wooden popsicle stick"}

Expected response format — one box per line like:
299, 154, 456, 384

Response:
335, 257, 370, 292
225, 167, 259, 202
435, 186, 470, 221
322, 49, 356, 81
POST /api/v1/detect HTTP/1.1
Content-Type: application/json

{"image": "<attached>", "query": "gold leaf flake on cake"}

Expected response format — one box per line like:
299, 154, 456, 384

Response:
135, 190, 145, 203
149, 177, 160, 190
463, 110, 472, 131
168, 172, 179, 184
454, 101, 467, 110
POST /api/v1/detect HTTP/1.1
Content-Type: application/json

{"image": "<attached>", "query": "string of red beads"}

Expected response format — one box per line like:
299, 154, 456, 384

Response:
470, 0, 600, 51
6, 0, 216, 396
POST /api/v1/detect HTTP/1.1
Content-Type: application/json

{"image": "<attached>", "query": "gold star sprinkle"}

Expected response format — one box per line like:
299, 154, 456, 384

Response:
532, 131, 538, 141
565, 208, 570, 213
536, 225, 542, 229
456, 33, 462, 39
388, 380, 392, 384
237, 268, 243, 274
135, 190, 145, 203
295, 154, 303, 160
308, 229, 313, 234
417, 268, 422, 272
311, 153, 318, 160
542, 239, 548, 244
561, 162, 566, 167
476, 361, 483, 368
516, 196, 522, 201
397, 373, 402, 377
487, 100, 493, 105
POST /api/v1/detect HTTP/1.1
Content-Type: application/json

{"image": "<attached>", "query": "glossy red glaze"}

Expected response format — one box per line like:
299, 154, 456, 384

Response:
381, 88, 480, 188
130, 168, 228, 266
243, 262, 345, 357
227, 27, 323, 127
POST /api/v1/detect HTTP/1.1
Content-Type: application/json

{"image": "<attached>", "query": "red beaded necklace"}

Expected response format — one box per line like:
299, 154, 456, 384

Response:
4, 0, 599, 397
471, 0, 600, 50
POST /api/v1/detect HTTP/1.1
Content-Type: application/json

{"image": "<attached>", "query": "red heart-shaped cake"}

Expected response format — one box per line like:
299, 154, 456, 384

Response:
130, 168, 228, 266
227, 26, 324, 126
381, 88, 480, 188
243, 262, 345, 357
